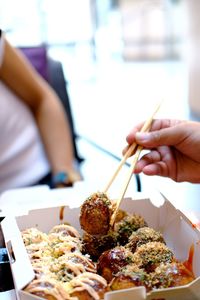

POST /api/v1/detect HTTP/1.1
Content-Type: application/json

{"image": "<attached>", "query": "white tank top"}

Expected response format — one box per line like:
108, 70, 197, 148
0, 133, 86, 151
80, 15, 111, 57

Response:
0, 32, 50, 194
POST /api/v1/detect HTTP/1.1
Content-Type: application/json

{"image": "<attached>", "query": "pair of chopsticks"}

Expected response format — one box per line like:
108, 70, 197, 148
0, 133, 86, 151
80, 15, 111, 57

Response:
104, 102, 162, 227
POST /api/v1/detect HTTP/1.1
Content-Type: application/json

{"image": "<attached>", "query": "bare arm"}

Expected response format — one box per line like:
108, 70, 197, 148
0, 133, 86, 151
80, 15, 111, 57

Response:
0, 38, 81, 182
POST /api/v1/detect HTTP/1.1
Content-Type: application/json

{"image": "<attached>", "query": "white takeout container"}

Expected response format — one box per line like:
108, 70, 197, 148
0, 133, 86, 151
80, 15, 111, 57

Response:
1, 187, 200, 300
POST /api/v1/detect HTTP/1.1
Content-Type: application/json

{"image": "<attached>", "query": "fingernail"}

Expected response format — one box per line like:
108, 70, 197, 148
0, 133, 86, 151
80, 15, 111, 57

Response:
135, 132, 150, 142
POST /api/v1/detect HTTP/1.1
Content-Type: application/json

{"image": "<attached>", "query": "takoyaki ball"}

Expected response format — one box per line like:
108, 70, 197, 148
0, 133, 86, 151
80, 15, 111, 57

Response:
50, 258, 84, 282
115, 214, 148, 245
21, 227, 49, 246
67, 252, 96, 273
150, 262, 195, 289
24, 278, 71, 300
109, 264, 151, 292
114, 209, 128, 223
82, 230, 118, 261
50, 236, 82, 258
26, 241, 52, 261
126, 227, 165, 253
58, 252, 96, 274
80, 192, 112, 235
31, 258, 56, 279
49, 224, 80, 239
97, 246, 134, 282
69, 272, 109, 300
132, 242, 174, 273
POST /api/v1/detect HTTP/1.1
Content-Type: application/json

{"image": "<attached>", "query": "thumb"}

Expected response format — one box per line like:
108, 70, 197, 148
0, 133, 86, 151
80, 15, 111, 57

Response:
135, 126, 184, 148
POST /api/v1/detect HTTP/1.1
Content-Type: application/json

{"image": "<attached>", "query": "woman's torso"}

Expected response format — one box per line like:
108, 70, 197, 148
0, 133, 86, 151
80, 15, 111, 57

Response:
0, 32, 50, 194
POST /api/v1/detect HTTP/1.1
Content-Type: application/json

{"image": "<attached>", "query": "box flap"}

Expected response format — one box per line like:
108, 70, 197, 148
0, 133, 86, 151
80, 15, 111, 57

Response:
1, 217, 35, 292
0, 182, 104, 217
105, 286, 146, 300
147, 277, 200, 300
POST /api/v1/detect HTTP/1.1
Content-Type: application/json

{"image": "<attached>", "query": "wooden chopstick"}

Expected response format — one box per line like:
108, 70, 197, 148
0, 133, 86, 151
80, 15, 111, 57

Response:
110, 145, 142, 226
104, 101, 162, 194
109, 101, 162, 227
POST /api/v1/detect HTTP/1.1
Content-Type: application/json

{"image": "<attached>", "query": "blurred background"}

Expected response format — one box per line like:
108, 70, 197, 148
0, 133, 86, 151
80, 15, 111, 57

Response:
1, 0, 200, 210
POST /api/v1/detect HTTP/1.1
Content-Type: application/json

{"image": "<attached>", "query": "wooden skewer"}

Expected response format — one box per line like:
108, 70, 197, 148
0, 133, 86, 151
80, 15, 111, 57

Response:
109, 101, 162, 227
104, 101, 162, 194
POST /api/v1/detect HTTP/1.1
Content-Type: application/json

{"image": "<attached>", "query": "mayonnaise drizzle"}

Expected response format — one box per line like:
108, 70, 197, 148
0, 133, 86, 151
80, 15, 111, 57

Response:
71, 272, 107, 300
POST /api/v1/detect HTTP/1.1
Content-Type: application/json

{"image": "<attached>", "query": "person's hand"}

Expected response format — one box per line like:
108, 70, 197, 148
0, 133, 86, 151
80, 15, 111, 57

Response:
123, 119, 200, 183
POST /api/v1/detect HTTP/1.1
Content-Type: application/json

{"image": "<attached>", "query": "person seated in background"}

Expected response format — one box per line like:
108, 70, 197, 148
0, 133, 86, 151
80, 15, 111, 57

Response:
123, 119, 200, 183
0, 29, 81, 194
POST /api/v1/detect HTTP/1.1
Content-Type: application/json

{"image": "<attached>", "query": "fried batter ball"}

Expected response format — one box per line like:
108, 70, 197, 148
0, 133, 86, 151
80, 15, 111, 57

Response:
80, 192, 112, 235
109, 264, 151, 292
50, 236, 82, 258
97, 246, 134, 282
126, 227, 165, 253
69, 272, 109, 300
31, 258, 56, 279
24, 278, 71, 300
150, 262, 195, 289
50, 252, 96, 282
21, 227, 49, 246
50, 258, 86, 282
82, 230, 118, 261
26, 241, 52, 261
49, 224, 80, 239
132, 242, 174, 273
63, 252, 96, 273
114, 209, 128, 223
81, 208, 128, 260
114, 214, 148, 245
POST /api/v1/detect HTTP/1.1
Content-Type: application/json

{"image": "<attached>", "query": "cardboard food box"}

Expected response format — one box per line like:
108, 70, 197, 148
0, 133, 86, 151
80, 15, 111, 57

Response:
1, 188, 200, 300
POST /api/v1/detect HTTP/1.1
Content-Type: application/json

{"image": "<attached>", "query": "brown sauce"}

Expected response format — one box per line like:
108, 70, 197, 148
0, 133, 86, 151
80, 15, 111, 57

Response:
183, 244, 194, 275
59, 206, 65, 221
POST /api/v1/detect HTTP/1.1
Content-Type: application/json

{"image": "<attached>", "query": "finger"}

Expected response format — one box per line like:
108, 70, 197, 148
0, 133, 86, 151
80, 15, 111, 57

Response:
122, 144, 130, 156
126, 122, 144, 144
126, 119, 182, 145
136, 148, 175, 178
147, 119, 182, 131
133, 150, 162, 173
142, 161, 168, 177
123, 122, 146, 156
135, 123, 187, 149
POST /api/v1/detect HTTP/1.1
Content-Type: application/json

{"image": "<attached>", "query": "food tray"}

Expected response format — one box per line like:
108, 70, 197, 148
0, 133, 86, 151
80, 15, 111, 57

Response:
1, 190, 200, 300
